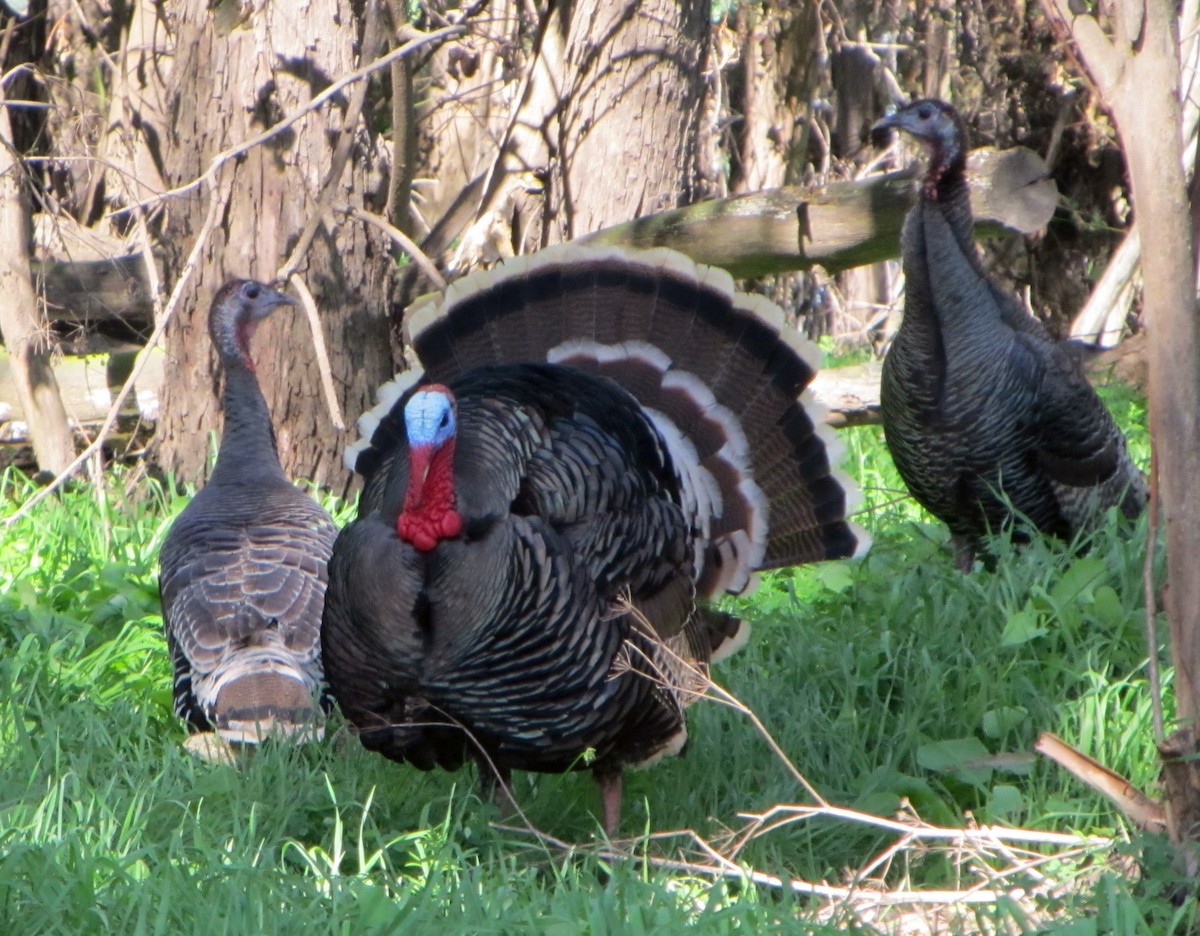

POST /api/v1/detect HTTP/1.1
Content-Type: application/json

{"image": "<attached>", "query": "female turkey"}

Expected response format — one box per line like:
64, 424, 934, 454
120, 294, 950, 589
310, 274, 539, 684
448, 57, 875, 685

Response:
159, 280, 337, 753
322, 245, 869, 835
871, 99, 1145, 571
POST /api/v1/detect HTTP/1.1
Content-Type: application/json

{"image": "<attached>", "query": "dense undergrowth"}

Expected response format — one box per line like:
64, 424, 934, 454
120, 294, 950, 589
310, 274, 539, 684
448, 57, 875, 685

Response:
0, 380, 1193, 933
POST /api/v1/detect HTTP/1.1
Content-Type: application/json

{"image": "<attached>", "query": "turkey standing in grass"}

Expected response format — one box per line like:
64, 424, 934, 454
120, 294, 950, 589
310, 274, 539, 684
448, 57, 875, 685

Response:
321, 245, 870, 835
159, 280, 337, 755
871, 99, 1146, 571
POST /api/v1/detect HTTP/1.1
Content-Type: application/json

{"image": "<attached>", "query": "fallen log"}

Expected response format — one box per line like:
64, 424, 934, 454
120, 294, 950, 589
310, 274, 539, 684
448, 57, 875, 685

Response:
0, 348, 163, 427
32, 254, 155, 347
17, 146, 1054, 347
581, 146, 1057, 278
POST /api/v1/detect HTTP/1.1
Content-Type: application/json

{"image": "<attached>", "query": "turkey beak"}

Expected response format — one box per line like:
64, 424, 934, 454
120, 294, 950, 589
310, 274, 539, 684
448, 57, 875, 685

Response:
407, 444, 434, 505
254, 287, 297, 321
870, 115, 897, 149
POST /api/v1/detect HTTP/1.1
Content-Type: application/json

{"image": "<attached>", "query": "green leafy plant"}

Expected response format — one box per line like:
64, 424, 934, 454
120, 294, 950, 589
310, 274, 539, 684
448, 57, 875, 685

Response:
0, 382, 1179, 931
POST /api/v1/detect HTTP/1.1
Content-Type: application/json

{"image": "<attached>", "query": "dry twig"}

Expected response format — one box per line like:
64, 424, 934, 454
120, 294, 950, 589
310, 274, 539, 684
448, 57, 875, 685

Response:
343, 206, 447, 291
108, 24, 466, 222
485, 596, 1118, 930
1034, 732, 1165, 833
287, 275, 345, 432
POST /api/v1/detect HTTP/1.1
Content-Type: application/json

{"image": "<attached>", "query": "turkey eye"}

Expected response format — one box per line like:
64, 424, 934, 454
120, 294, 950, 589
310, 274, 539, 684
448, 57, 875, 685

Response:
917, 106, 933, 120
245, 283, 261, 299
439, 412, 450, 428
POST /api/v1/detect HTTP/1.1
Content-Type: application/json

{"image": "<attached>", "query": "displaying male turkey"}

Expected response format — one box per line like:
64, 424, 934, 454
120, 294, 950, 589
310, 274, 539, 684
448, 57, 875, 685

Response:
159, 279, 337, 753
322, 244, 869, 835
871, 99, 1145, 571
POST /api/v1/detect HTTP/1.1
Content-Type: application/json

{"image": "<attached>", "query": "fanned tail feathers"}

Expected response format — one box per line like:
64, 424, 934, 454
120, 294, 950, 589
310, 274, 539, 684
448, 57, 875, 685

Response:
181, 650, 325, 745
345, 244, 869, 601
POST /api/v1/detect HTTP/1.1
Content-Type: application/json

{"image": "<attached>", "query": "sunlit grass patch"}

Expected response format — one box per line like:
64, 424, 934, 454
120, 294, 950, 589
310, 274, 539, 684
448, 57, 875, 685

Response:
0, 382, 1177, 931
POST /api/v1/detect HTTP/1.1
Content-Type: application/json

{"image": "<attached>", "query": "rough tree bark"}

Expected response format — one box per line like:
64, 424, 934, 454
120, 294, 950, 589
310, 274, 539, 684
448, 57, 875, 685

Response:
425, 0, 710, 266
417, 0, 529, 257
0, 82, 75, 476
1043, 0, 1200, 871
153, 1, 396, 491
551, 0, 709, 239
731, 1, 823, 193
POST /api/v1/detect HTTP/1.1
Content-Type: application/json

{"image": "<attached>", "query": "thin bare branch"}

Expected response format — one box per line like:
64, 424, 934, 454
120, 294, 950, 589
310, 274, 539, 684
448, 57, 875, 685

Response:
496, 815, 1110, 917
615, 596, 829, 806
287, 275, 345, 432
481, 594, 1116, 928
1034, 732, 1165, 832
354, 710, 549, 842
343, 206, 447, 290
704, 679, 829, 807
738, 801, 1110, 848
108, 23, 466, 221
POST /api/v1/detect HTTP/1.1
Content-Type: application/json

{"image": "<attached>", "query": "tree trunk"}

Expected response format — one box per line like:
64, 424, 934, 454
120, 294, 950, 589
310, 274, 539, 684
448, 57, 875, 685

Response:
732, 1, 822, 193
154, 1, 395, 492
98, 0, 171, 222
425, 0, 710, 265
1043, 0, 1200, 871
552, 0, 709, 239
0, 82, 75, 476
417, 0, 529, 254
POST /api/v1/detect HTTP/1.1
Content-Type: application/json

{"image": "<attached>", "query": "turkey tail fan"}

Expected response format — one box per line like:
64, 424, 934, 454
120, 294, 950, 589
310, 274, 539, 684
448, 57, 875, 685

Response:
206, 671, 325, 744
346, 244, 869, 596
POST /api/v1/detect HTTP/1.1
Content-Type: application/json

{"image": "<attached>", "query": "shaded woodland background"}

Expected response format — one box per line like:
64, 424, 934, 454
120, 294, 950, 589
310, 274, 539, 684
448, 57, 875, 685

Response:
0, 0, 1156, 486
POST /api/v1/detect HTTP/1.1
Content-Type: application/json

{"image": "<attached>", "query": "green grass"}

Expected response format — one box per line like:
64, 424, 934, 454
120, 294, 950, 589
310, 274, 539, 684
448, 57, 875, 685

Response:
0, 381, 1192, 933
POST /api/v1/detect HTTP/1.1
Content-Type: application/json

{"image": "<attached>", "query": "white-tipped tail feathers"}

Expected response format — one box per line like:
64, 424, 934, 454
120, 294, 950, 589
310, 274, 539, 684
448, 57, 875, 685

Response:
345, 244, 869, 579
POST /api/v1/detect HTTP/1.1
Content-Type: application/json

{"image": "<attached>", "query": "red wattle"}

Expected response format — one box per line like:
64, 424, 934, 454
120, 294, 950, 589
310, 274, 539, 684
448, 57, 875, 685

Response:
396, 440, 461, 550
237, 321, 258, 372
439, 509, 463, 539
397, 513, 439, 552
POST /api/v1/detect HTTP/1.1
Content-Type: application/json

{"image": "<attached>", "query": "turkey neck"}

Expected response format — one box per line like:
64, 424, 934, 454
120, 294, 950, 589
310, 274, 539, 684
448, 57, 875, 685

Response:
888, 131, 1002, 398
923, 163, 978, 265
208, 349, 286, 486
918, 120, 983, 270
900, 128, 997, 336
